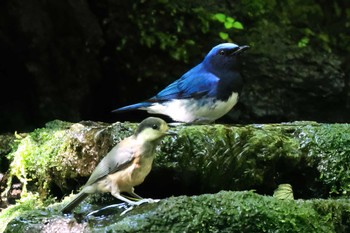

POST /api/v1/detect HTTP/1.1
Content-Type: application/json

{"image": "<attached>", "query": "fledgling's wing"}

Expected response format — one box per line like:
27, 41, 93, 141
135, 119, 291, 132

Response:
84, 137, 136, 186
150, 63, 219, 102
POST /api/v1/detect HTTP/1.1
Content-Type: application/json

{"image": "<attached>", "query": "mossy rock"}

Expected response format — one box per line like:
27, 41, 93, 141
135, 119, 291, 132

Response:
3, 191, 350, 233
1, 120, 350, 232
1, 121, 350, 202
156, 122, 350, 198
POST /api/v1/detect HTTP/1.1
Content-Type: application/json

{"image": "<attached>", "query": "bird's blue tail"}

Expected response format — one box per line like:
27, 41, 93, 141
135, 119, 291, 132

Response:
112, 102, 152, 113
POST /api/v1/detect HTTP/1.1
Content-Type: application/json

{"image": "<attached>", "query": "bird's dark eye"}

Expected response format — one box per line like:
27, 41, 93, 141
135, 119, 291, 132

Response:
219, 50, 225, 55
152, 124, 159, 130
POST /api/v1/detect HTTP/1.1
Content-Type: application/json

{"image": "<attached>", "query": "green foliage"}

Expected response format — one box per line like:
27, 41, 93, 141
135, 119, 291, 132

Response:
238, 0, 349, 54
123, 1, 246, 62
212, 13, 244, 41
126, 1, 209, 62
296, 28, 332, 51
212, 13, 244, 30
311, 199, 350, 233
298, 37, 309, 48
240, 0, 276, 18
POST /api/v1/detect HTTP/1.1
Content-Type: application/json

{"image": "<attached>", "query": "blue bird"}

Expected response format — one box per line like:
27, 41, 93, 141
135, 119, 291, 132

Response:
113, 43, 249, 123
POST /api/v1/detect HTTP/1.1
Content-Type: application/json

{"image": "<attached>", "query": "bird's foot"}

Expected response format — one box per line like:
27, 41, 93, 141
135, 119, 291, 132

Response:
120, 198, 159, 216
132, 198, 160, 205
120, 206, 135, 216
85, 199, 161, 217
86, 203, 128, 218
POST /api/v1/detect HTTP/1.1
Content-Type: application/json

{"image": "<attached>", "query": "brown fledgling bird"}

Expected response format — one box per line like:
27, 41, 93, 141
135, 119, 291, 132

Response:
62, 117, 175, 213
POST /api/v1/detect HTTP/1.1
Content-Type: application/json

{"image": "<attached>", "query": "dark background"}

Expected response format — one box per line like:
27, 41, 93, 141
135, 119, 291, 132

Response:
1, 0, 349, 133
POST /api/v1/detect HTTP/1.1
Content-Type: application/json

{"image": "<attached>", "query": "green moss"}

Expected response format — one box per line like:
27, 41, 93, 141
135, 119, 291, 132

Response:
5, 120, 73, 197
3, 192, 350, 232
90, 191, 349, 232
158, 123, 307, 193
3, 121, 349, 204
2, 119, 142, 202
2, 121, 349, 232
0, 192, 44, 233
301, 124, 350, 195
157, 122, 350, 197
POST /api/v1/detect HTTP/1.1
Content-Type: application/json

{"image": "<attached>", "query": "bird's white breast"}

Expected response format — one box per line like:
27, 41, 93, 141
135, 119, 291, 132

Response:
145, 92, 238, 123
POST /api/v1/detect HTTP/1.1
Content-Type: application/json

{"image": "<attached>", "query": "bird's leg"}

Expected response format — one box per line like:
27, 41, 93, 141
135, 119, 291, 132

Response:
129, 191, 143, 199
120, 193, 139, 201
118, 188, 143, 201
112, 192, 156, 206
122, 190, 143, 200
112, 192, 159, 216
121, 188, 160, 203
86, 192, 146, 217
128, 190, 160, 203
132, 190, 161, 203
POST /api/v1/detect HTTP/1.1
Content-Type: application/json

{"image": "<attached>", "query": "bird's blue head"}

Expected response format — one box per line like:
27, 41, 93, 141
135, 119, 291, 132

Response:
203, 43, 249, 72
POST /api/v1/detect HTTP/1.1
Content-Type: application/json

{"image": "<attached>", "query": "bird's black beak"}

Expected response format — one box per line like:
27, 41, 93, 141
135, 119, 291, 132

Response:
231, 45, 249, 55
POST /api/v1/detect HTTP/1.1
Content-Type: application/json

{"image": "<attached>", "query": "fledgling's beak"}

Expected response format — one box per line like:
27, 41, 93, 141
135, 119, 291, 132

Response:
231, 45, 249, 55
166, 130, 177, 136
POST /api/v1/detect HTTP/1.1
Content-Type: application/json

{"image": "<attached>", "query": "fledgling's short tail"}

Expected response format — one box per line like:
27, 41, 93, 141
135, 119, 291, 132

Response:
112, 102, 152, 113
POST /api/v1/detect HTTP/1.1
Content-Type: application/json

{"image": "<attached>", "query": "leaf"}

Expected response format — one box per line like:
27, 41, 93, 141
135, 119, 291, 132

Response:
224, 21, 233, 29
318, 33, 330, 43
226, 17, 235, 23
185, 39, 195, 45
219, 32, 229, 40
298, 37, 309, 48
232, 21, 244, 30
213, 13, 226, 23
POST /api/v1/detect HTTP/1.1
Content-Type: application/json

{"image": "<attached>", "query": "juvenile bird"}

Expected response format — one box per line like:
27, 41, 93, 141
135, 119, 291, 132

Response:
113, 43, 249, 123
62, 117, 174, 213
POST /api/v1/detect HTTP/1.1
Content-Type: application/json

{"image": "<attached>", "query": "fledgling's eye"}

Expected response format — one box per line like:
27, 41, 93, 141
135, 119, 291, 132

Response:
219, 50, 225, 55
152, 124, 159, 130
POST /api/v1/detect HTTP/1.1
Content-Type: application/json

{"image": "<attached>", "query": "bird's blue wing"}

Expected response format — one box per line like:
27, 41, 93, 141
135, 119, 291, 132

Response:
150, 64, 219, 102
